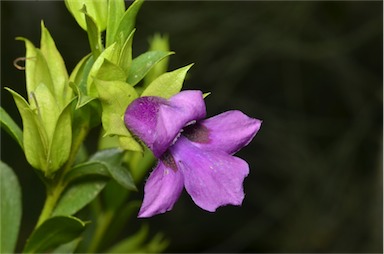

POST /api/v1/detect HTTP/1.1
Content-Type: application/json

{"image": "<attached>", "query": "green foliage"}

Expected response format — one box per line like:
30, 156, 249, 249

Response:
107, 225, 169, 253
0, 107, 23, 149
128, 51, 174, 86
52, 179, 108, 217
114, 0, 144, 46
40, 21, 71, 107
23, 216, 86, 253
106, 0, 126, 47
144, 34, 171, 86
89, 148, 137, 191
82, 6, 103, 58
2, 0, 194, 252
94, 79, 142, 151
6, 88, 48, 172
0, 162, 22, 253
142, 64, 194, 98
64, 0, 108, 32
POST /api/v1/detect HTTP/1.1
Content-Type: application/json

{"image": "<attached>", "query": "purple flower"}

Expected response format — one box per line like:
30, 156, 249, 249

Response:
124, 90, 262, 217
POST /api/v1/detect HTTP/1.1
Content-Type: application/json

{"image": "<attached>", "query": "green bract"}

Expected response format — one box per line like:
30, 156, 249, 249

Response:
6, 23, 73, 176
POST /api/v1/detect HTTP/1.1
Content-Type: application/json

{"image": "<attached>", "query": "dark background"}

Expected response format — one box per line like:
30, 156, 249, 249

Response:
1, 1, 382, 253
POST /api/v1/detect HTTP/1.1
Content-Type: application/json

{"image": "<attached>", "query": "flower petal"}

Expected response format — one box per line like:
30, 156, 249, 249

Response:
170, 136, 249, 212
138, 158, 184, 218
183, 110, 262, 155
125, 90, 206, 157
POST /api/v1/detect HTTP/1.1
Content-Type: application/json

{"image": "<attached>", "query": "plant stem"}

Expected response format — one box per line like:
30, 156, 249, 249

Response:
87, 210, 114, 253
35, 182, 65, 227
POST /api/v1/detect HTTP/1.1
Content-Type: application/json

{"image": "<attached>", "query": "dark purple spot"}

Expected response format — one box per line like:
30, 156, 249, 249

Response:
161, 152, 178, 172
182, 123, 211, 143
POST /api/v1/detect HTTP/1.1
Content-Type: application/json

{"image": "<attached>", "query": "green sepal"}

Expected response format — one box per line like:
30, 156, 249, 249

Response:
0, 106, 23, 149
106, 0, 126, 47
64, 0, 108, 32
114, 0, 144, 46
127, 51, 174, 86
52, 179, 108, 217
0, 161, 22, 254
142, 64, 194, 98
40, 21, 71, 107
119, 136, 143, 153
23, 216, 87, 253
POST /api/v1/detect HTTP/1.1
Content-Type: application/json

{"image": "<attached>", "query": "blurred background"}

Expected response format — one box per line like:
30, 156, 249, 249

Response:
1, 1, 382, 253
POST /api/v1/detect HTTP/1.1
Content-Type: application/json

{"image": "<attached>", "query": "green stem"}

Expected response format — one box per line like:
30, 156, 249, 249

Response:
35, 182, 65, 227
87, 210, 114, 253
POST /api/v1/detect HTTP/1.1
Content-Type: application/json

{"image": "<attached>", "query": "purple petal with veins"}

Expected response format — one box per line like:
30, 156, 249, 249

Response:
170, 136, 249, 212
125, 90, 206, 157
183, 110, 262, 154
138, 157, 184, 218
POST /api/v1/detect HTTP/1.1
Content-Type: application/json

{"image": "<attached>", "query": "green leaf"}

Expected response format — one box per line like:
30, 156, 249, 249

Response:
114, 0, 144, 46
23, 216, 86, 253
52, 179, 108, 216
127, 51, 174, 86
95, 59, 126, 82
94, 79, 138, 136
51, 237, 82, 254
106, 0, 125, 47
40, 21, 71, 107
82, 5, 103, 58
90, 149, 137, 190
17, 37, 54, 106
0, 161, 22, 253
69, 55, 96, 109
118, 29, 135, 75
69, 54, 92, 85
144, 34, 170, 86
0, 106, 23, 149
64, 161, 110, 184
142, 64, 193, 98
5, 88, 47, 170
65, 0, 108, 31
